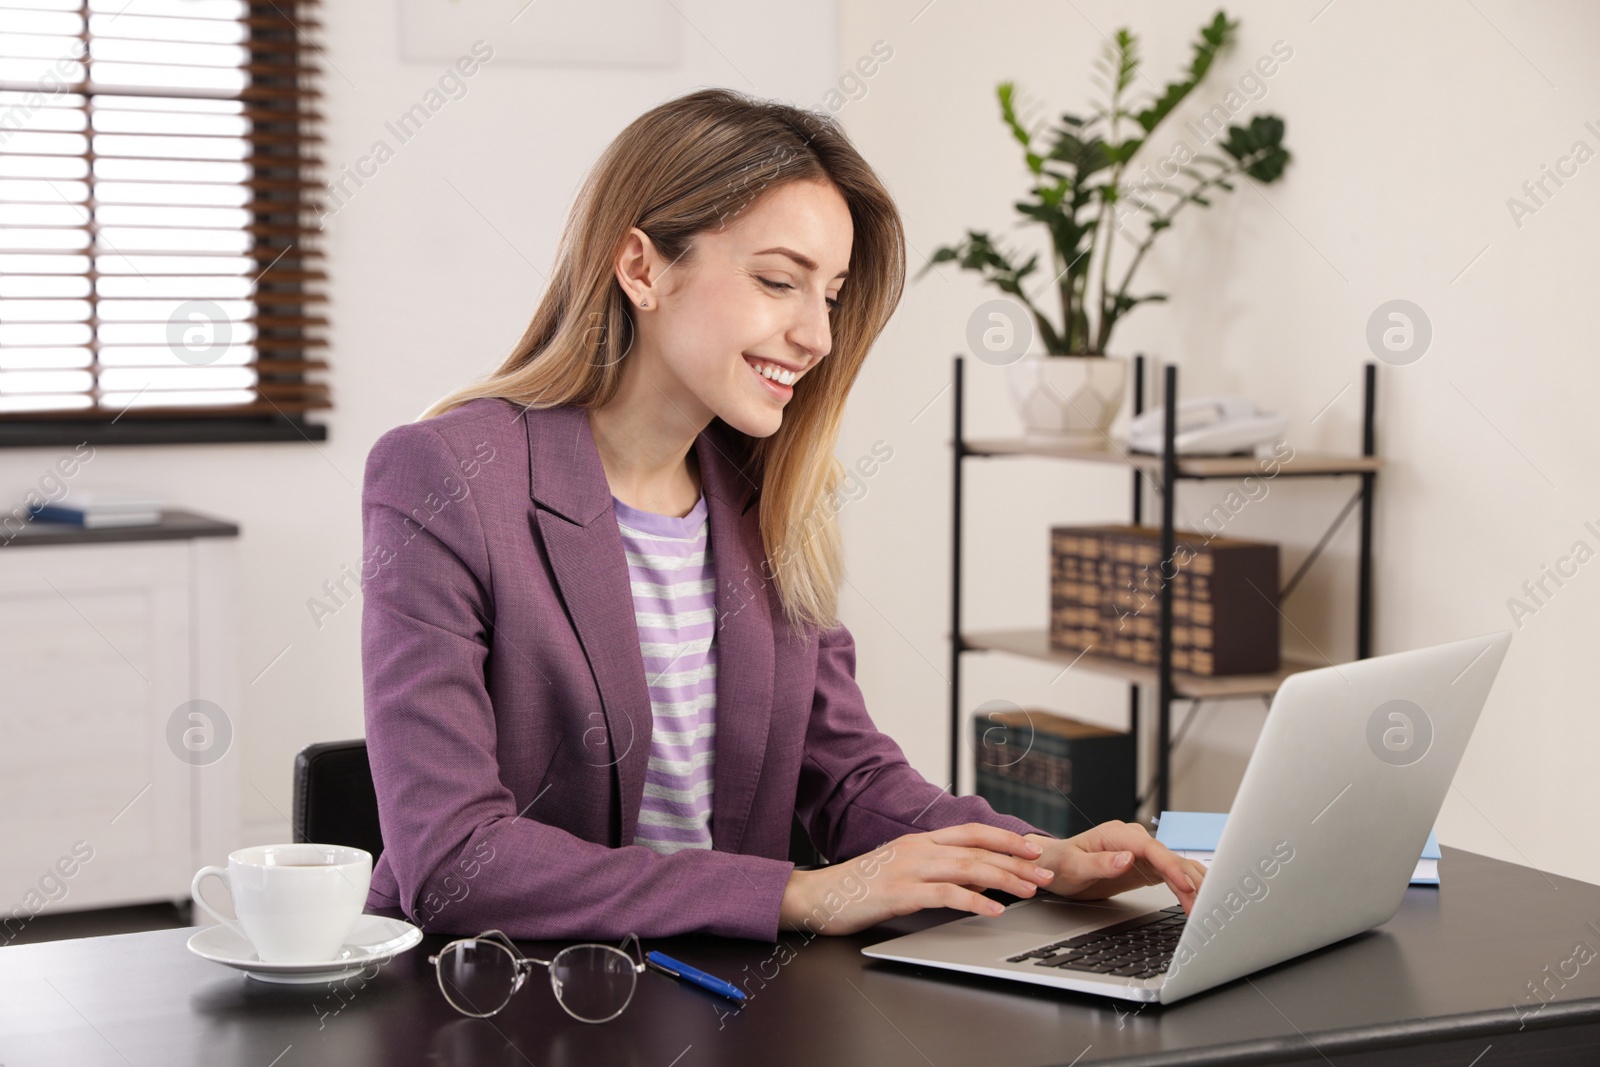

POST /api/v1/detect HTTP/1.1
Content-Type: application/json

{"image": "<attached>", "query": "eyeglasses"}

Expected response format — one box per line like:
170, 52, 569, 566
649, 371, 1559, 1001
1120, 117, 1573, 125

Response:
428, 929, 646, 1022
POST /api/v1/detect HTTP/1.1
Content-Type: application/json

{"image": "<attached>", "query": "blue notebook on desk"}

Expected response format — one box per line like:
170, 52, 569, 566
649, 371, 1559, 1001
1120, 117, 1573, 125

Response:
1155, 810, 1441, 886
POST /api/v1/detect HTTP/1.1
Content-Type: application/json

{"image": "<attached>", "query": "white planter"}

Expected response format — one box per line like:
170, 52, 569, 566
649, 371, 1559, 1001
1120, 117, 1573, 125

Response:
1006, 354, 1129, 443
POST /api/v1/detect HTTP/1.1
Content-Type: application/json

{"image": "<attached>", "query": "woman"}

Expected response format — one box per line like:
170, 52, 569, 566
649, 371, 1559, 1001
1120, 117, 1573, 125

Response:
361, 88, 1205, 941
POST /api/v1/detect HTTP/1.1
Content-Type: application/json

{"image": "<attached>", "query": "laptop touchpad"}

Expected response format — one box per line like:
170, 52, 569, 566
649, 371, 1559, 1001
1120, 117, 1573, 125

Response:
976, 884, 1177, 935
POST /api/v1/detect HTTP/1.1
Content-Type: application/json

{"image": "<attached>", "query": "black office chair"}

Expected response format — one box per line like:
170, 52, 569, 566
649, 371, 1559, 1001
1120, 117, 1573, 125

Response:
292, 738, 826, 867
293, 739, 385, 862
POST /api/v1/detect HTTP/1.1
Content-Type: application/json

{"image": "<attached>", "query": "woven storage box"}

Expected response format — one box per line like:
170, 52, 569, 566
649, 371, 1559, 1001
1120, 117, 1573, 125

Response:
974, 710, 1134, 838
1050, 524, 1280, 675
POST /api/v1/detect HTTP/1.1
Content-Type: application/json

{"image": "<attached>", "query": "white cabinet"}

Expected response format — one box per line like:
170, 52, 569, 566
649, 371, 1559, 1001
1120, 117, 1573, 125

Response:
0, 513, 239, 926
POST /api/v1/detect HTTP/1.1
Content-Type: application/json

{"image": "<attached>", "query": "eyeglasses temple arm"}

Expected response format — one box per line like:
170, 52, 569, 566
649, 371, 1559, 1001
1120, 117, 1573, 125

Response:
620, 931, 647, 972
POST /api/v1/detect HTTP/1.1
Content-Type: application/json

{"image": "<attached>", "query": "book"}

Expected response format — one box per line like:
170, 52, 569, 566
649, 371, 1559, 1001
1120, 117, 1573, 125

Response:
27, 490, 164, 528
1154, 810, 1442, 886
1049, 524, 1280, 675
28, 505, 162, 528
972, 710, 1135, 838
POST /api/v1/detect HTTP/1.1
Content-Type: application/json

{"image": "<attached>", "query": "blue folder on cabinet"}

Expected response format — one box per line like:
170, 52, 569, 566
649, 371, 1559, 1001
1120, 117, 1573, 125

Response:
1155, 810, 1442, 886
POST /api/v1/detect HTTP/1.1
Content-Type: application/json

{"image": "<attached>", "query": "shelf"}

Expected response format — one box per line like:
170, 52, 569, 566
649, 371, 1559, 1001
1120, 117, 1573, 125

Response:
1, 509, 239, 548
960, 627, 1325, 700
948, 356, 1380, 815
960, 437, 1381, 479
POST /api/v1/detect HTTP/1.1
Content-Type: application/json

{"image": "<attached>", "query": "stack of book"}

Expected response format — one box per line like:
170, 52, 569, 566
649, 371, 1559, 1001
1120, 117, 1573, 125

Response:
973, 710, 1134, 838
28, 490, 164, 528
1049, 523, 1281, 675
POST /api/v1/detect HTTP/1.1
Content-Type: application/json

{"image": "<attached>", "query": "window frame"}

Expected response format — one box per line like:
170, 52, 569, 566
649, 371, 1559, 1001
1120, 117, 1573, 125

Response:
0, 0, 328, 448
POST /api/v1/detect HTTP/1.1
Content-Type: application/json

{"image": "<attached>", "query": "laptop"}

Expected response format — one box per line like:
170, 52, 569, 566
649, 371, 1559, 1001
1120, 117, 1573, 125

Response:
863, 631, 1512, 1004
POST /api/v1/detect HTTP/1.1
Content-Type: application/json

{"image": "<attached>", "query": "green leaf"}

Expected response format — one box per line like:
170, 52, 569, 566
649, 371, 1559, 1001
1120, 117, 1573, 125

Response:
1245, 148, 1290, 183
1221, 114, 1291, 183
997, 81, 1044, 176
1132, 8, 1238, 134
1110, 291, 1169, 315
1110, 28, 1140, 96
912, 245, 959, 280
1106, 138, 1145, 164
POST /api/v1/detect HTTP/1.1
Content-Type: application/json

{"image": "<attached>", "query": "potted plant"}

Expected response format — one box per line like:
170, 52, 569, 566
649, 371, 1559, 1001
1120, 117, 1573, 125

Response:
921, 10, 1290, 442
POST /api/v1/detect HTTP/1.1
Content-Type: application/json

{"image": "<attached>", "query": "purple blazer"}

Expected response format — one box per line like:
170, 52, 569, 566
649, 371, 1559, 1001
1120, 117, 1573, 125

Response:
360, 397, 1043, 941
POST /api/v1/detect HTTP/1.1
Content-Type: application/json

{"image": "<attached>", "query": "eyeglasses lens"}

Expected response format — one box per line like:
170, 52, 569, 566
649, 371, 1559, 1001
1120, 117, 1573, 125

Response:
436, 938, 519, 1018
549, 943, 637, 1023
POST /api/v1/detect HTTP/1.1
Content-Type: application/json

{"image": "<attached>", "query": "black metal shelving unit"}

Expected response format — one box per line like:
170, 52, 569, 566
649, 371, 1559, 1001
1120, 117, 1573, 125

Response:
950, 354, 1381, 822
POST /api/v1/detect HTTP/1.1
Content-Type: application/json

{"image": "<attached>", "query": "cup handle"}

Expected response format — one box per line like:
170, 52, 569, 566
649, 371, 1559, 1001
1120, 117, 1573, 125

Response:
191, 866, 246, 938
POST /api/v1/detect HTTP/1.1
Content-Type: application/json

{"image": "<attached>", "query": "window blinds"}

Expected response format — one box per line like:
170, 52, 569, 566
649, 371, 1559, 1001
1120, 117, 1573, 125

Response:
0, 0, 326, 428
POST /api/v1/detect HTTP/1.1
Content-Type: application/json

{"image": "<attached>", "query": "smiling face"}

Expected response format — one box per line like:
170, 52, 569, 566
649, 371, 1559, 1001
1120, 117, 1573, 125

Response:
617, 178, 854, 439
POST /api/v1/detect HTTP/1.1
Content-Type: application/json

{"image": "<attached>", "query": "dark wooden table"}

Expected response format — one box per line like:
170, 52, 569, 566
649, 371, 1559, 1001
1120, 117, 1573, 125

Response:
2, 847, 1597, 1066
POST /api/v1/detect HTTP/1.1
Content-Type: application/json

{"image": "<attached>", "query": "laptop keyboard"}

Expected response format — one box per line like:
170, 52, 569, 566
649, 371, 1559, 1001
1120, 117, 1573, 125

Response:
1005, 904, 1186, 980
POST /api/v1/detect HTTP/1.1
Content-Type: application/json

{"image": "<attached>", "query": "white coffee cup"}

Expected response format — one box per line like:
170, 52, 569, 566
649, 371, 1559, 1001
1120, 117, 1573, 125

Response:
191, 844, 372, 963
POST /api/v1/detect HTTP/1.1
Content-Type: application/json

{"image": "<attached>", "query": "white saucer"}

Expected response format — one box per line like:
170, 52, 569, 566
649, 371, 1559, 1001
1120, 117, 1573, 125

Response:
187, 915, 423, 984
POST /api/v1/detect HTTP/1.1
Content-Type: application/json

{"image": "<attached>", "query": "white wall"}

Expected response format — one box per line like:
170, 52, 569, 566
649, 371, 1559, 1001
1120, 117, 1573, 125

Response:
835, 0, 1600, 887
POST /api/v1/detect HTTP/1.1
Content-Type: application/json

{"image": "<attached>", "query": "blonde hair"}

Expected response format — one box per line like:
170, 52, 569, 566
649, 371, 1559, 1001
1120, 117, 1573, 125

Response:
420, 88, 906, 635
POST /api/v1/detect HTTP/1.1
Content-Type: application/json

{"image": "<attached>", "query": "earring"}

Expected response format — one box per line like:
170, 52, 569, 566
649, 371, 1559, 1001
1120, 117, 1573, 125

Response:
639, 298, 649, 308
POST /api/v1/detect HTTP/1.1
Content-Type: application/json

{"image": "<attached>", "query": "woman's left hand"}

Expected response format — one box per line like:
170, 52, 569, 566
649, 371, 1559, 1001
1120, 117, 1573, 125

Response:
1022, 820, 1208, 914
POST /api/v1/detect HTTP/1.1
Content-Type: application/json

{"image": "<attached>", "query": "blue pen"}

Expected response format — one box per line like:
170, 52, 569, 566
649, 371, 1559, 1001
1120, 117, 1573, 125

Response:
645, 950, 747, 1002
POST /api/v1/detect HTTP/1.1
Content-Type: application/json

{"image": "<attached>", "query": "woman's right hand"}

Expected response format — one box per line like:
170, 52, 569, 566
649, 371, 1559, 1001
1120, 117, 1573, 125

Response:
778, 822, 1057, 936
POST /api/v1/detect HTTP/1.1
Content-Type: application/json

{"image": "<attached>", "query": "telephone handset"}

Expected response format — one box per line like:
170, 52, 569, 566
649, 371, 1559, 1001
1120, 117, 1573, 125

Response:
1123, 396, 1289, 456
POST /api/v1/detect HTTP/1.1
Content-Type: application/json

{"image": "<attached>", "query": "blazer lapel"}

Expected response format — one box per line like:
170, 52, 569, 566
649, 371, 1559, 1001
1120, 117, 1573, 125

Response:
527, 403, 775, 854
694, 424, 774, 855
528, 404, 653, 846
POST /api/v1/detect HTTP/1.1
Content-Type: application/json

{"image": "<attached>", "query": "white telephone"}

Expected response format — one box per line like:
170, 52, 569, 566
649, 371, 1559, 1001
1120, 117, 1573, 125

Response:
1122, 396, 1289, 456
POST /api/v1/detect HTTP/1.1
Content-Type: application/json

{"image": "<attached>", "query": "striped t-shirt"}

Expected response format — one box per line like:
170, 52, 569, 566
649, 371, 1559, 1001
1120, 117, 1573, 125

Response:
611, 492, 718, 855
